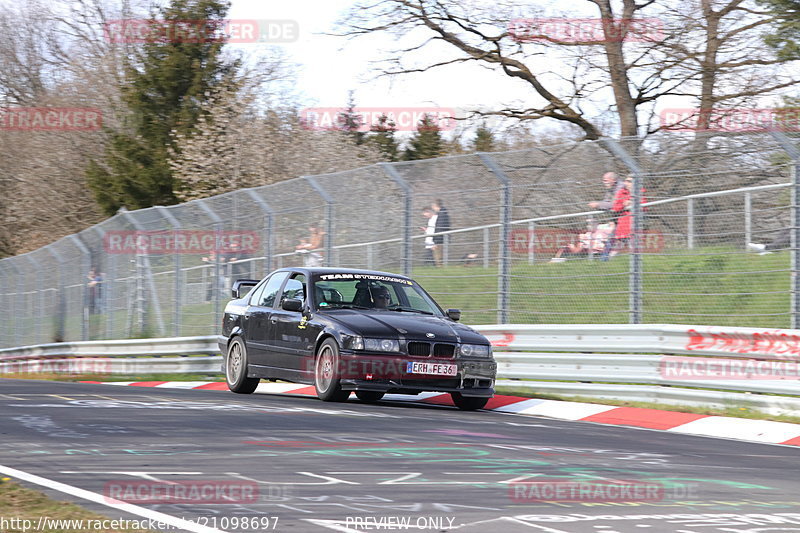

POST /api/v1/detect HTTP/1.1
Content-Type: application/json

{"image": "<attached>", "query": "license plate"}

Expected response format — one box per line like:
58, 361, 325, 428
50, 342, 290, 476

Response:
406, 362, 458, 376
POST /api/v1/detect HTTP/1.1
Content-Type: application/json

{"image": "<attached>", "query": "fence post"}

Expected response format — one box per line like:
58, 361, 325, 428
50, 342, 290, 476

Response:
379, 163, 413, 276
477, 153, 511, 324
118, 208, 165, 337
767, 130, 800, 328
5, 261, 24, 347
91, 226, 112, 339
303, 176, 335, 267
193, 201, 224, 330
687, 199, 694, 249
68, 235, 91, 341
155, 206, 182, 337
744, 192, 753, 248
44, 247, 67, 342
527, 221, 536, 264
599, 139, 644, 324
244, 189, 275, 275
24, 256, 42, 344
483, 227, 490, 268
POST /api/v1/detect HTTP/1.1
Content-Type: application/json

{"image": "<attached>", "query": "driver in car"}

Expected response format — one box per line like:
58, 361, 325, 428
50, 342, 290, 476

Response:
372, 286, 392, 308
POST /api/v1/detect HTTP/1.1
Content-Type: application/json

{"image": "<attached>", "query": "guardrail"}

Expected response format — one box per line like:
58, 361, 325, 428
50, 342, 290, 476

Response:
2, 325, 800, 414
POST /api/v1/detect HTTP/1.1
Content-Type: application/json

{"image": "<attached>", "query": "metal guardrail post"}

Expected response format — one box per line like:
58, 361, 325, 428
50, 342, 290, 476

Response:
380, 163, 413, 276
767, 130, 800, 328
244, 189, 275, 274
155, 206, 182, 337
477, 153, 511, 324
69, 235, 91, 341
303, 176, 335, 267
599, 139, 644, 324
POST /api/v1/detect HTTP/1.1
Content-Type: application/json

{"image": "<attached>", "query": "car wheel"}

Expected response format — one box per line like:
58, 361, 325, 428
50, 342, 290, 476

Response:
226, 337, 259, 394
314, 339, 350, 402
355, 390, 385, 403
450, 392, 489, 411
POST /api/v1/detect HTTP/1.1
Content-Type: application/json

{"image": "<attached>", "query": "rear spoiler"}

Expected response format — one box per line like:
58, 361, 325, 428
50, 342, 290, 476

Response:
231, 279, 260, 299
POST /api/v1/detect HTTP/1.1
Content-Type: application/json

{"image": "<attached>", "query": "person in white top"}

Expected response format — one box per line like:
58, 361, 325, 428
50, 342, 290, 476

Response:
420, 208, 438, 265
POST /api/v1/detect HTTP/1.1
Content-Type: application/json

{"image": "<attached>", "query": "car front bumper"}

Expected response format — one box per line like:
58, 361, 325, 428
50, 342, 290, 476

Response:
337, 353, 496, 397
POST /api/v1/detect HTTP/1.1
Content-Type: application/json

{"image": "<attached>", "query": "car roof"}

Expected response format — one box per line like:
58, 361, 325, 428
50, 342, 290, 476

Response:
275, 267, 413, 281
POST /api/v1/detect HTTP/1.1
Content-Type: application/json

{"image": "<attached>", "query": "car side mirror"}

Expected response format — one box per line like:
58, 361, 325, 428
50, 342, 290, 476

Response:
447, 309, 461, 321
282, 298, 303, 312
231, 279, 260, 299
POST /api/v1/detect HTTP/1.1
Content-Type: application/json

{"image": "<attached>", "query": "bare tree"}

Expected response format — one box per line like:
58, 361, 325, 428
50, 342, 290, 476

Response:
336, 0, 799, 140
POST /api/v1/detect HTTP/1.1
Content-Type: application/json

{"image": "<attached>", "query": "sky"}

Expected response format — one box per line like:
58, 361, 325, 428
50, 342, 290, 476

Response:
225, 0, 544, 134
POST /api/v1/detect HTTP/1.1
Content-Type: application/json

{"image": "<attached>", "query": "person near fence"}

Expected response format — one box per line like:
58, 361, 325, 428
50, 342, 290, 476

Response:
747, 228, 791, 255
588, 172, 624, 211
549, 221, 615, 262
432, 199, 451, 267
87, 268, 103, 313
420, 208, 437, 265
295, 225, 325, 267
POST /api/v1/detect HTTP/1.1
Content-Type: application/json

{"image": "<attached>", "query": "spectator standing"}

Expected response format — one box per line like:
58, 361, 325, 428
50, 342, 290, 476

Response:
588, 172, 624, 211
431, 199, 451, 267
296, 225, 326, 267
420, 208, 437, 265
87, 268, 103, 314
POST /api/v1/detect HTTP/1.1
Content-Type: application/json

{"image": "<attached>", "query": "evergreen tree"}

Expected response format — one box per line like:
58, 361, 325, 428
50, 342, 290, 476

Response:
403, 114, 443, 160
87, 0, 239, 215
761, 0, 800, 60
472, 123, 496, 152
337, 91, 366, 145
367, 113, 399, 161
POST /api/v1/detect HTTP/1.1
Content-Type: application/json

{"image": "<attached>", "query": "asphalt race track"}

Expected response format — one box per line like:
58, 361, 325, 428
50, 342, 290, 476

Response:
2, 378, 800, 533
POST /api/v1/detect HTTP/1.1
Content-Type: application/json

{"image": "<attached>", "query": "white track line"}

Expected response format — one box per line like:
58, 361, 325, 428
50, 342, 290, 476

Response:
0, 464, 226, 533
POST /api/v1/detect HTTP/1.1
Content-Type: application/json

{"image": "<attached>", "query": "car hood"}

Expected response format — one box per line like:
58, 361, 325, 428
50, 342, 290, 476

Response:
323, 310, 488, 344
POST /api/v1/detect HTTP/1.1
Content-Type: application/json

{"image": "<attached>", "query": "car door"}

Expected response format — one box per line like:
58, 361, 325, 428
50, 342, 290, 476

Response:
271, 273, 320, 376
246, 271, 289, 368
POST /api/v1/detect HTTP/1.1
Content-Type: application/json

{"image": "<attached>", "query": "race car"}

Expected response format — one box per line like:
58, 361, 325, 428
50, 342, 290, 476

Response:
218, 267, 496, 410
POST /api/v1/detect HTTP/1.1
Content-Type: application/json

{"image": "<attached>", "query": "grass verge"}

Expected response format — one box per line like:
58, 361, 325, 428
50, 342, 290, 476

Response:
0, 478, 152, 533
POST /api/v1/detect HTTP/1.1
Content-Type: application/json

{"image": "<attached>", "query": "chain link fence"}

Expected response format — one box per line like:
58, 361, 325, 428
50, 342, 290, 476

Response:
1, 131, 798, 348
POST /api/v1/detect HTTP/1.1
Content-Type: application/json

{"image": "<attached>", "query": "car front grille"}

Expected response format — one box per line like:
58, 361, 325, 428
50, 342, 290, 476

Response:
406, 342, 456, 358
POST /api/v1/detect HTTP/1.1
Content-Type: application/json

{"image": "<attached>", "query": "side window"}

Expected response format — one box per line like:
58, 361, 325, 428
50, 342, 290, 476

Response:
257, 272, 289, 308
248, 278, 269, 306
280, 275, 306, 307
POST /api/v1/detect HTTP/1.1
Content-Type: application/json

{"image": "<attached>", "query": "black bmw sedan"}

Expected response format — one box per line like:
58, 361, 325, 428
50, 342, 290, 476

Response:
218, 268, 496, 410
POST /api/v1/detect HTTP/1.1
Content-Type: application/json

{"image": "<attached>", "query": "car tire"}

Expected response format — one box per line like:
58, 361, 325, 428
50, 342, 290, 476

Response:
226, 337, 259, 394
314, 339, 350, 402
450, 392, 489, 411
355, 390, 385, 403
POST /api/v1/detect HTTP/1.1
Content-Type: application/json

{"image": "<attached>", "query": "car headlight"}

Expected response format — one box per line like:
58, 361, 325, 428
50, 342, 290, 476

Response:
343, 335, 364, 350
364, 338, 400, 352
459, 344, 491, 357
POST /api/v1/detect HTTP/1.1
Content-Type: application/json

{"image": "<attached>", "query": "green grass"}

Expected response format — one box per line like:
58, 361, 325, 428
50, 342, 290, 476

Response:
16, 245, 795, 343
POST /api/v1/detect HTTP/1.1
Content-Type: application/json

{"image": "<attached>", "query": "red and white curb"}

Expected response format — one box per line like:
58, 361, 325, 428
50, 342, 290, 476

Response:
82, 380, 800, 447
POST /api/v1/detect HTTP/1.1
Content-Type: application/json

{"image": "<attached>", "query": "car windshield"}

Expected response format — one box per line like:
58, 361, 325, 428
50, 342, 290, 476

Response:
312, 273, 443, 315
